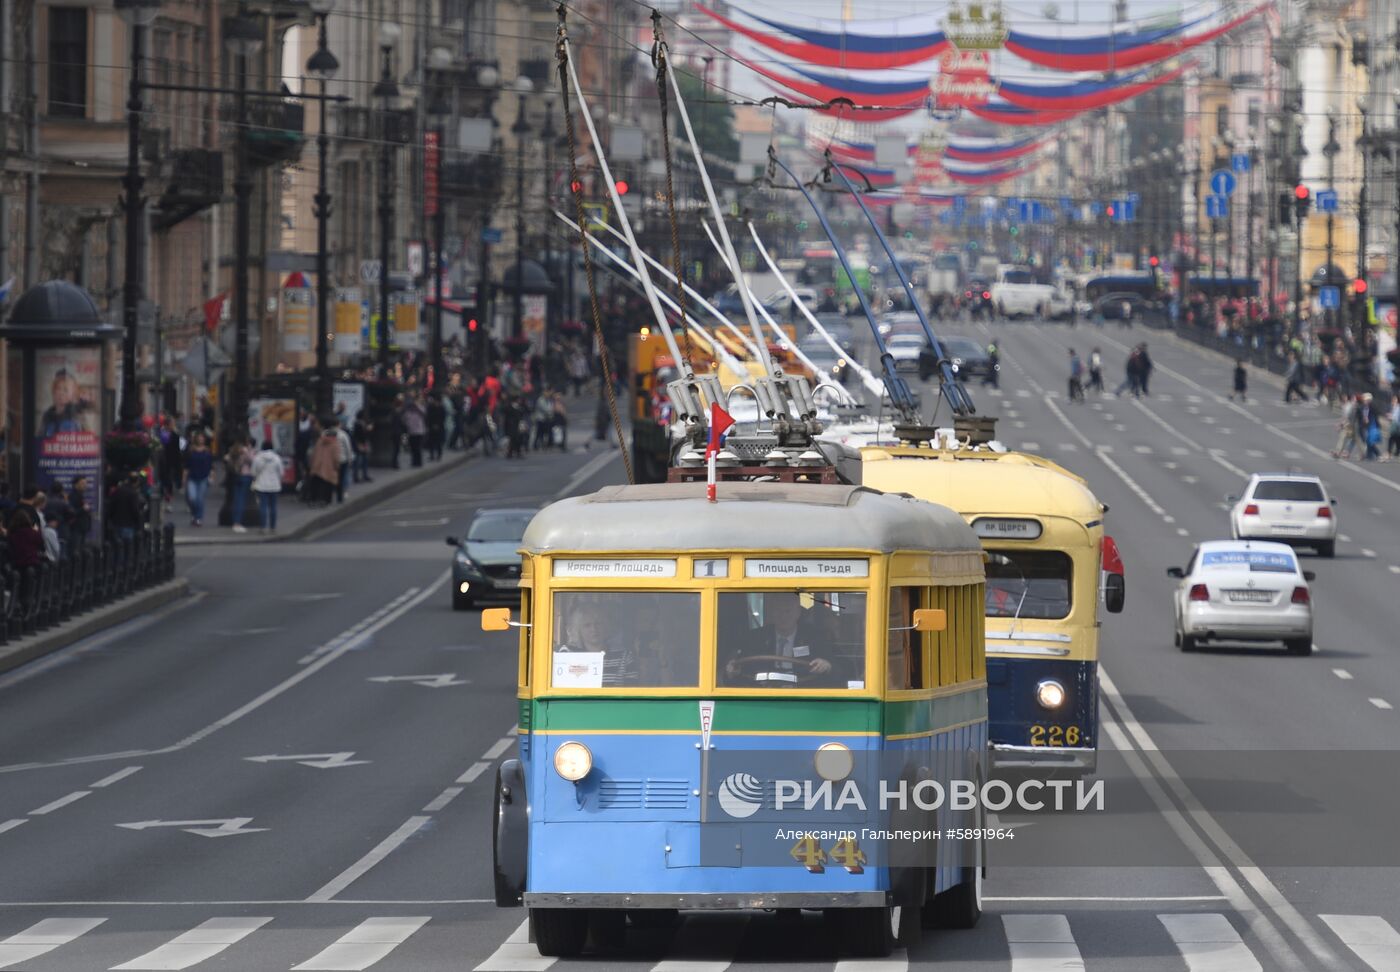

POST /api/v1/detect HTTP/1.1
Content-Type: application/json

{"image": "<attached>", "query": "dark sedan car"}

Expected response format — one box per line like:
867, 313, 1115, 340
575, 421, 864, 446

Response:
447, 507, 537, 610
918, 336, 996, 383
1094, 292, 1146, 321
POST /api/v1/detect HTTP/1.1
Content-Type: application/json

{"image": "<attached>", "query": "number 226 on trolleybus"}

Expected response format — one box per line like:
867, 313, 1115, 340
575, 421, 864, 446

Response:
484, 482, 989, 957
860, 447, 1125, 773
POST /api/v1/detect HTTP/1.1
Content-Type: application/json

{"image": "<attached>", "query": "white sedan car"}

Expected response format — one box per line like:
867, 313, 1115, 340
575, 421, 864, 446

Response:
1228, 474, 1337, 557
887, 333, 926, 372
1168, 541, 1315, 655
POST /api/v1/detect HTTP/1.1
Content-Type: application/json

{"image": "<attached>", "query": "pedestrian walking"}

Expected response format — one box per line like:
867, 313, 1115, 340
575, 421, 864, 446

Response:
552, 392, 569, 451
1067, 349, 1085, 402
159, 416, 182, 511
107, 471, 145, 544
985, 341, 1000, 388
1088, 348, 1103, 394
183, 433, 213, 526
426, 392, 447, 461
7, 487, 45, 570
351, 412, 374, 483
532, 392, 555, 450
1284, 352, 1309, 403
400, 393, 427, 468
1387, 397, 1400, 459
225, 436, 254, 533
251, 439, 284, 533
331, 418, 353, 503
569, 347, 590, 396
309, 426, 341, 506
1229, 359, 1248, 402
1136, 343, 1153, 396
1114, 348, 1142, 397
503, 394, 528, 459
69, 476, 92, 542
1332, 394, 1357, 459
1356, 393, 1382, 461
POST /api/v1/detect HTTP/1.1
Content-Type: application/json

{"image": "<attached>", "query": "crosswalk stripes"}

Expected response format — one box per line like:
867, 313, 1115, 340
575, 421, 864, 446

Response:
0, 917, 106, 968
650, 913, 750, 972
1001, 914, 1083, 972
292, 917, 431, 971
112, 917, 271, 970
1158, 914, 1260, 972
474, 919, 554, 972
1319, 915, 1400, 971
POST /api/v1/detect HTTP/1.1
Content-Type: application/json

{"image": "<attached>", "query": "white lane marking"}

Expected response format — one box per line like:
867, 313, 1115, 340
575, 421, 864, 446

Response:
1163, 462, 1178, 470
292, 916, 431, 971
1201, 416, 1216, 425
1388, 566, 1400, 574
1096, 449, 1167, 517
1246, 450, 1266, 458
28, 791, 90, 815
246, 753, 369, 770
1370, 507, 1384, 515
91, 766, 143, 788
1188, 395, 1203, 403
474, 918, 554, 972
1002, 914, 1083, 972
483, 738, 516, 761
391, 518, 451, 528
422, 787, 463, 813
1284, 451, 1303, 459
1134, 445, 1153, 454
651, 913, 751, 972
306, 816, 431, 903
1159, 913, 1262, 972
1361, 549, 1377, 559
457, 762, 492, 784
281, 593, 345, 602
1172, 446, 1192, 455
1369, 698, 1394, 710
1318, 915, 1400, 972
1021, 442, 1041, 451
1113, 424, 1127, 431
558, 448, 622, 499
1333, 669, 1354, 680
1218, 428, 1232, 435
111, 916, 272, 970
117, 818, 267, 839
367, 674, 468, 688
834, 957, 908, 972
1182, 476, 1198, 484
0, 917, 106, 968
1177, 528, 1190, 536
985, 896, 1226, 902
1099, 667, 1336, 971
0, 820, 26, 835
1017, 388, 1032, 397
1013, 420, 1027, 429
1339, 534, 1353, 543
1058, 443, 1079, 452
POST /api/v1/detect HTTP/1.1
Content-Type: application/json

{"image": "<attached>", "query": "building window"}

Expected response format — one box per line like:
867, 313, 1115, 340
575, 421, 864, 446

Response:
1215, 105, 1229, 137
48, 7, 88, 118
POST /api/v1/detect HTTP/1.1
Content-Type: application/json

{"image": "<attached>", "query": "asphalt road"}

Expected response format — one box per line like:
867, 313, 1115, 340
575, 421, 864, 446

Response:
0, 335, 1395, 971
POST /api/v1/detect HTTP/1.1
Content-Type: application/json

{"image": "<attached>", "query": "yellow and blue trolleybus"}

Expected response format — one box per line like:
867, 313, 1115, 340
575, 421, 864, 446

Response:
486, 482, 989, 957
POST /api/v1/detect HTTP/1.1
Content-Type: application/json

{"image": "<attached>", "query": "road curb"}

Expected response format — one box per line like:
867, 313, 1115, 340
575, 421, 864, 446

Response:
0, 577, 191, 676
174, 450, 473, 546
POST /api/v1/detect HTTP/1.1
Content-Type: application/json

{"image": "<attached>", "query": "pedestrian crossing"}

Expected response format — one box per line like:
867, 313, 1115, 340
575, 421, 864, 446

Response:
2, 910, 1397, 970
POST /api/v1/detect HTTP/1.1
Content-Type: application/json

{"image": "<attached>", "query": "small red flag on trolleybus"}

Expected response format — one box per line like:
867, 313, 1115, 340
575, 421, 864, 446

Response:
706, 403, 736, 502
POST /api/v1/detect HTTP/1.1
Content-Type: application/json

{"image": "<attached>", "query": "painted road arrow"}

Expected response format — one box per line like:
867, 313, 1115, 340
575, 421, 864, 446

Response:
117, 818, 268, 838
245, 752, 369, 769
367, 674, 468, 688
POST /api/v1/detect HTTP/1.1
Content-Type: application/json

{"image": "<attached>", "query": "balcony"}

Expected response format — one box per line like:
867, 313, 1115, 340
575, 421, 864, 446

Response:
153, 149, 225, 230
223, 98, 305, 168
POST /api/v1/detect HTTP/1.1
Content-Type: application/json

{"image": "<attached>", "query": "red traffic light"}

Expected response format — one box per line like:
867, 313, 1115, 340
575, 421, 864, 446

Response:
468, 318, 479, 332
1294, 184, 1310, 200
1354, 279, 1369, 295
1105, 205, 1115, 217
1149, 256, 1160, 267
570, 180, 582, 193
614, 180, 629, 195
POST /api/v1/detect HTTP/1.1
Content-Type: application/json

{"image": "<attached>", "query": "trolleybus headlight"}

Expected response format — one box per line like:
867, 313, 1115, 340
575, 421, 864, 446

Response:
1035, 679, 1067, 710
814, 742, 854, 781
553, 741, 593, 782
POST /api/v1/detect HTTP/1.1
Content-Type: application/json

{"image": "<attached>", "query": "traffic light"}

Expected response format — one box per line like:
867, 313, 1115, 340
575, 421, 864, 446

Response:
1354, 278, 1368, 295
1105, 204, 1116, 219
1294, 184, 1311, 219
1148, 255, 1160, 267
614, 180, 629, 195
1277, 191, 1292, 226
467, 318, 478, 332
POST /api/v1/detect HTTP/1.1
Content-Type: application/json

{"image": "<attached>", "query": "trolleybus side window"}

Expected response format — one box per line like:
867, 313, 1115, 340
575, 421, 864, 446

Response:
717, 590, 867, 689
519, 589, 531, 688
886, 587, 926, 691
550, 592, 700, 688
985, 551, 1073, 619
933, 587, 956, 686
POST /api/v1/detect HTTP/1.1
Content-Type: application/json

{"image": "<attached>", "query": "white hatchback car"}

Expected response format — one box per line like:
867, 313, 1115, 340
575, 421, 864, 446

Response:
1228, 474, 1337, 557
1168, 540, 1315, 655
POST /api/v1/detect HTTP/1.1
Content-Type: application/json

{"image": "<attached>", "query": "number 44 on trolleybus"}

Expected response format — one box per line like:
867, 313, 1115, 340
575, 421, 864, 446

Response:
484, 482, 991, 957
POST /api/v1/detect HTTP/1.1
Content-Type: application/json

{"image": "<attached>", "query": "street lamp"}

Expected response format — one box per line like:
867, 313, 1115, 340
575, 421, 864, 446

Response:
511, 75, 534, 343
306, 0, 337, 416
426, 46, 452, 390
470, 61, 501, 370
223, 6, 262, 443
1323, 104, 1341, 328
1355, 96, 1369, 328
114, 0, 160, 432
373, 22, 401, 373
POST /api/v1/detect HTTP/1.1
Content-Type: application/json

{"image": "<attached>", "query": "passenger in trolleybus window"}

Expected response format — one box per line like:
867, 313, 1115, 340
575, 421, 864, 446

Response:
720, 590, 862, 688
552, 592, 699, 688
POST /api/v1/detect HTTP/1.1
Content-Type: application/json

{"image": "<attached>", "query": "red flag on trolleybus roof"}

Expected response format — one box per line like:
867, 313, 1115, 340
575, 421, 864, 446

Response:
707, 403, 735, 458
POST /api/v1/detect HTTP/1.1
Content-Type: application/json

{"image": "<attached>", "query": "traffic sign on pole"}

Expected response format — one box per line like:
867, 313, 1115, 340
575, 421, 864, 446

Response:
1205, 195, 1227, 219
1319, 286, 1341, 309
1231, 153, 1251, 174
1316, 189, 1339, 214
1210, 169, 1237, 197
359, 260, 382, 284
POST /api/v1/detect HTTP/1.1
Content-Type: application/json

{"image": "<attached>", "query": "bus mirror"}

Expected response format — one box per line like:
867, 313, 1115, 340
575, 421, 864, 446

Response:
482, 608, 513, 632
1104, 574, 1125, 614
913, 609, 946, 632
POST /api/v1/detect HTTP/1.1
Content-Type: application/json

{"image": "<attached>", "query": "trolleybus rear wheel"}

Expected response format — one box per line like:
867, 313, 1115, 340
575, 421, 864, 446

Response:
531, 908, 590, 957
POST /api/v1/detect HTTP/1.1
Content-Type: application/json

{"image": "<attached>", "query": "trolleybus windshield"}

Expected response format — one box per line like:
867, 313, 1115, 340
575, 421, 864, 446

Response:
550, 592, 700, 689
985, 550, 1072, 620
717, 590, 868, 690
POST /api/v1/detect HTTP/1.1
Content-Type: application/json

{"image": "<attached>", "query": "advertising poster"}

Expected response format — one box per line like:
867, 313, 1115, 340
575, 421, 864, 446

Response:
34, 347, 102, 529
394, 290, 422, 350
282, 277, 313, 353
334, 288, 363, 354
247, 399, 298, 486
332, 382, 365, 428
523, 294, 547, 356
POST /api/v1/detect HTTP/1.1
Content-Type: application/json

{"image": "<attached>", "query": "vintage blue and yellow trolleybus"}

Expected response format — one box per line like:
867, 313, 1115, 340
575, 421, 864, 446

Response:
486, 482, 989, 957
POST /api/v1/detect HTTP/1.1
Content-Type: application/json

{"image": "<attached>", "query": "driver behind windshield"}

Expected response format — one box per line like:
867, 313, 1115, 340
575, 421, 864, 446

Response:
722, 592, 838, 687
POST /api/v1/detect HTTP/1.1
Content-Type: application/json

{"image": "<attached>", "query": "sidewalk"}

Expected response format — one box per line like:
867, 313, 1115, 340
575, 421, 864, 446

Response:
175, 391, 612, 546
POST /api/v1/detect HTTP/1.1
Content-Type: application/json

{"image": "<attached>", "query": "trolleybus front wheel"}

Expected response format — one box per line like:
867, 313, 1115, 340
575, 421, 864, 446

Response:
835, 903, 916, 957
531, 908, 590, 957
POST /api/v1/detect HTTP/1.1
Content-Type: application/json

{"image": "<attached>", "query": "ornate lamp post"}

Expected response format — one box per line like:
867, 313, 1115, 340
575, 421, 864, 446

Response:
426, 46, 452, 389
511, 75, 534, 342
114, 0, 160, 432
224, 7, 262, 442
1323, 105, 1340, 329
373, 22, 401, 373
307, 0, 338, 415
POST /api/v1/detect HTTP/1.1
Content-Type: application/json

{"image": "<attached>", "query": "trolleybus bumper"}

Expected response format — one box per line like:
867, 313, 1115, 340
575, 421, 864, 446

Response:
990, 743, 1097, 773
523, 891, 891, 910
